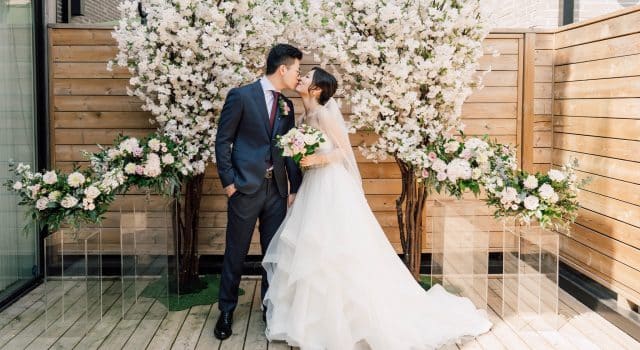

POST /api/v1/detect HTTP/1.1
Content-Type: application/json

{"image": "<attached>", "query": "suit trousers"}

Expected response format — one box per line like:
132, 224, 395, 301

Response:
218, 176, 287, 313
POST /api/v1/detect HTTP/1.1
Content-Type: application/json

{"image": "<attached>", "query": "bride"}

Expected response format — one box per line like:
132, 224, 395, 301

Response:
262, 67, 492, 350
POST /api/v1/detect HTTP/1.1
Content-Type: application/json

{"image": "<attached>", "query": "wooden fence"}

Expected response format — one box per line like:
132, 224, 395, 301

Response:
48, 8, 640, 306
551, 6, 640, 308
49, 26, 532, 257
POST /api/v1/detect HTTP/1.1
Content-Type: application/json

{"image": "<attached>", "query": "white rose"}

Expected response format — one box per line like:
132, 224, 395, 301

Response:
523, 175, 538, 189
538, 183, 555, 200
12, 181, 23, 190
124, 163, 137, 174
511, 204, 519, 210
524, 195, 540, 210
84, 185, 101, 200
444, 141, 460, 153
148, 138, 161, 152
36, 197, 49, 211
43, 171, 58, 185
549, 192, 559, 204
48, 191, 62, 201
67, 172, 86, 188
60, 195, 79, 208
548, 169, 566, 182
161, 154, 175, 165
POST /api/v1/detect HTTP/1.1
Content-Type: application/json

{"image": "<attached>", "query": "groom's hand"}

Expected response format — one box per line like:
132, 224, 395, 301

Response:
288, 193, 296, 207
224, 184, 237, 198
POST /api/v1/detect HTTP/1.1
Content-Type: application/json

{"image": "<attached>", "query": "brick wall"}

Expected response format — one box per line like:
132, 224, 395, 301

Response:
56, 0, 120, 24
482, 0, 639, 28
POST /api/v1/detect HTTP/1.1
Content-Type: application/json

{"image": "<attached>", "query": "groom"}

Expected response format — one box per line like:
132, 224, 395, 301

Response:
214, 44, 303, 340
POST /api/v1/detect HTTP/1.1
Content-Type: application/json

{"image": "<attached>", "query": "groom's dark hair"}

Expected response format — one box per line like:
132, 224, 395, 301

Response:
266, 44, 303, 75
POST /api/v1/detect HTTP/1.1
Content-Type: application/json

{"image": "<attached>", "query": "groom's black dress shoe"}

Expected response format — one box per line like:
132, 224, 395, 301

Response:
214, 311, 233, 340
262, 305, 267, 322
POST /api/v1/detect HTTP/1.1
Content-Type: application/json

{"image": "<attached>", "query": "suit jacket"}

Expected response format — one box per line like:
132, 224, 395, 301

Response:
215, 80, 302, 198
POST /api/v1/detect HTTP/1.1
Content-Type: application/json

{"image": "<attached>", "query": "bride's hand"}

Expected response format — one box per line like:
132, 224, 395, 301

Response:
300, 154, 322, 168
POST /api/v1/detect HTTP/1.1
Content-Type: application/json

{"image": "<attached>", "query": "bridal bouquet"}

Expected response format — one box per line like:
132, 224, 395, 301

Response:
276, 124, 326, 165
3, 161, 117, 232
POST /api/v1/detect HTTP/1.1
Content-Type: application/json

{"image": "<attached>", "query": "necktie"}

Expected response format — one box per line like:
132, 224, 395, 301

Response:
270, 90, 280, 131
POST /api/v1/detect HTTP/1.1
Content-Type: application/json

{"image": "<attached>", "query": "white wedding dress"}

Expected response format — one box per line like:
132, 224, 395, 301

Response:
263, 99, 492, 350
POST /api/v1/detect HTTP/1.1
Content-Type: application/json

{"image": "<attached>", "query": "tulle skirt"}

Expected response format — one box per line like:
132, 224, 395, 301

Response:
263, 163, 492, 350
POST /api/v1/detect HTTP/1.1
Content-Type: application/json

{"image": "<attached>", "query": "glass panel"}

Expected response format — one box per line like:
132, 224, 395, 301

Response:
430, 200, 489, 309
43, 227, 103, 337
501, 221, 561, 331
119, 197, 171, 320
0, 0, 38, 304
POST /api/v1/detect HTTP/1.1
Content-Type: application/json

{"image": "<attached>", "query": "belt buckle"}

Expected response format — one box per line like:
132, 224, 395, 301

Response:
265, 169, 273, 179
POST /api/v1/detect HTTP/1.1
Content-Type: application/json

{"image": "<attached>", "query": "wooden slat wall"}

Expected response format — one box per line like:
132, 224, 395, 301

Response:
531, 32, 554, 172
48, 26, 525, 256
552, 7, 640, 306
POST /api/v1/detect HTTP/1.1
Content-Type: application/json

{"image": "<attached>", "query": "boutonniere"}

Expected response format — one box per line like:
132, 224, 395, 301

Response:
278, 97, 290, 116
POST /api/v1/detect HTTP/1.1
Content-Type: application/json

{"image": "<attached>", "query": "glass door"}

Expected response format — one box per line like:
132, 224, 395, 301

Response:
0, 0, 39, 304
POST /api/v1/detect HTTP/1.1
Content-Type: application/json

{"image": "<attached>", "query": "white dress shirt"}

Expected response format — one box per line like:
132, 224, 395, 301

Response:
260, 76, 281, 119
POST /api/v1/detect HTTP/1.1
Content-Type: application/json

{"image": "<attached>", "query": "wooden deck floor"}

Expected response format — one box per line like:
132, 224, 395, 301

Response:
0, 277, 638, 350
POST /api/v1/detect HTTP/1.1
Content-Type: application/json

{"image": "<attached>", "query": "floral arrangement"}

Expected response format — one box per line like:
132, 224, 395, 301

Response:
86, 133, 185, 195
3, 162, 119, 232
276, 124, 326, 165
484, 159, 587, 231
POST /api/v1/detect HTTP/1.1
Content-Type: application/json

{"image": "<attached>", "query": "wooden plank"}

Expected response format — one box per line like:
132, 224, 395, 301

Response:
244, 281, 268, 350
466, 87, 518, 103
552, 149, 640, 184
0, 281, 76, 348
561, 236, 640, 296
553, 116, 640, 141
568, 223, 640, 272
535, 66, 553, 83
461, 103, 517, 118
476, 71, 518, 87
553, 132, 640, 162
555, 32, 640, 66
50, 28, 116, 45
52, 46, 118, 62
534, 82, 552, 99
534, 50, 553, 66
0, 282, 87, 349
555, 76, 640, 99
54, 111, 153, 129
54, 128, 154, 145
554, 98, 640, 119
577, 190, 640, 227
483, 38, 520, 54
576, 208, 640, 252
171, 304, 213, 350
121, 301, 167, 350
521, 33, 535, 171
555, 9, 640, 49
54, 96, 143, 112
535, 33, 555, 50
576, 169, 640, 207
219, 280, 257, 350
558, 289, 640, 350
143, 308, 189, 350
53, 78, 131, 96
25, 281, 116, 350
478, 55, 520, 71
0, 284, 46, 331
53, 62, 129, 78
555, 55, 640, 82
533, 148, 551, 164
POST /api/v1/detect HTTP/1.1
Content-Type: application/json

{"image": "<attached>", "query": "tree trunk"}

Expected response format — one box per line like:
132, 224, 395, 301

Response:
171, 173, 205, 293
395, 159, 428, 280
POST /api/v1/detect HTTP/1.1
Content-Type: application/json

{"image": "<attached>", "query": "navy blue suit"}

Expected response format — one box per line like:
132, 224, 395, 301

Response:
215, 80, 302, 312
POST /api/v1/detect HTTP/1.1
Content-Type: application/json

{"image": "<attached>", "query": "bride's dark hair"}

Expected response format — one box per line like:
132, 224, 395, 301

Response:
309, 67, 337, 105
